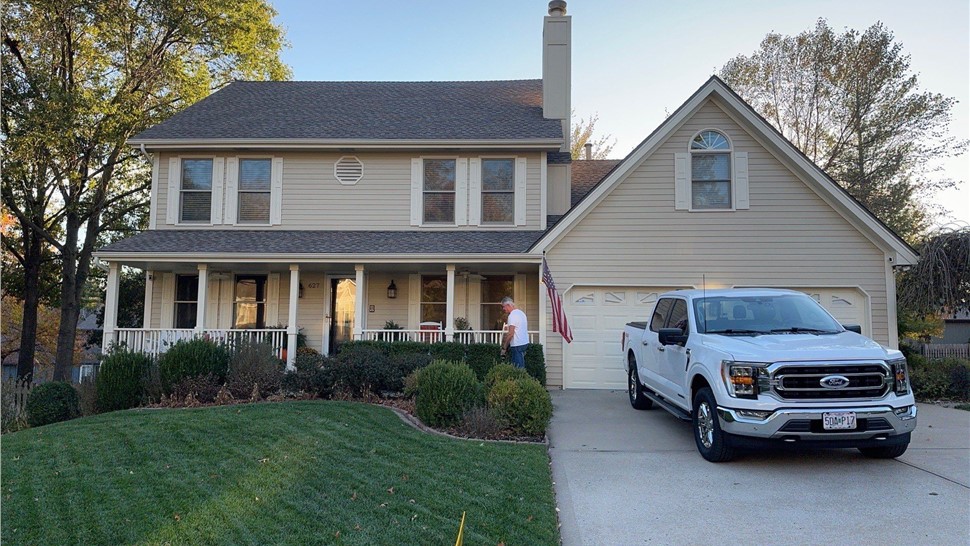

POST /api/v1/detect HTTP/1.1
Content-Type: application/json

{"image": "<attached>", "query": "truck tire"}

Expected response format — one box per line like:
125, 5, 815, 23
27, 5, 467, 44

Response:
628, 360, 653, 410
692, 387, 735, 462
858, 444, 909, 459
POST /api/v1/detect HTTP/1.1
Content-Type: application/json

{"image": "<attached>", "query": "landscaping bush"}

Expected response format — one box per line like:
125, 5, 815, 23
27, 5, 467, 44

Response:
392, 352, 433, 392
430, 342, 466, 363
329, 344, 394, 396
25, 381, 81, 427
157, 338, 231, 394
455, 406, 502, 438
485, 363, 531, 393
487, 376, 552, 437
171, 373, 223, 404
909, 357, 970, 401
227, 340, 285, 398
96, 348, 152, 412
525, 344, 546, 386
75, 378, 98, 416
415, 360, 483, 427
466, 343, 501, 380
282, 352, 333, 398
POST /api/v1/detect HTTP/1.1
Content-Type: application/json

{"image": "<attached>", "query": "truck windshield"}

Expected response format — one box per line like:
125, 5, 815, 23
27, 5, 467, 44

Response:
693, 294, 843, 335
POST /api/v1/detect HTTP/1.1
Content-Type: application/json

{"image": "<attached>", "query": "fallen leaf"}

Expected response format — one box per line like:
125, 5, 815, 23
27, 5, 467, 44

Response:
387, 487, 395, 494
354, 524, 362, 531
402, 474, 409, 481
174, 514, 181, 521
259, 458, 269, 464
411, 514, 418, 521
334, 531, 340, 538
379, 503, 387, 508
351, 491, 358, 501
527, 515, 533, 522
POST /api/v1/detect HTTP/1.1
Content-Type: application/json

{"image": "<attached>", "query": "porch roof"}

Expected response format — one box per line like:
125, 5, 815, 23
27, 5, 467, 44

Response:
96, 230, 545, 257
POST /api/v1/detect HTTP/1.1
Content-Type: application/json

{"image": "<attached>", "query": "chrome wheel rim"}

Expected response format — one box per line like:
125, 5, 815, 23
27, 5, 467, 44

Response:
697, 402, 714, 448
628, 369, 637, 401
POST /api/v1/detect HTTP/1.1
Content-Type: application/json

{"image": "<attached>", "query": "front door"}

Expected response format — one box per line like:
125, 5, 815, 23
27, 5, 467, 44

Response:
328, 277, 356, 355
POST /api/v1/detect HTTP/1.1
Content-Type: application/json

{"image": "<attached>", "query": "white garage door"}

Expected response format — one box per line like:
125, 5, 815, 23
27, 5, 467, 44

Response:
564, 286, 681, 389
563, 285, 871, 390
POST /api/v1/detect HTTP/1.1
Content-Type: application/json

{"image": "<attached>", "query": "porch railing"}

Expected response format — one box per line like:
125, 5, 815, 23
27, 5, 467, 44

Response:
115, 328, 288, 358
360, 329, 539, 345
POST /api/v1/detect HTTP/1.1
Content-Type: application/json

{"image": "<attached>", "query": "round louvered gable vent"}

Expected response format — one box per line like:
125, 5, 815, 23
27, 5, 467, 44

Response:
334, 156, 363, 185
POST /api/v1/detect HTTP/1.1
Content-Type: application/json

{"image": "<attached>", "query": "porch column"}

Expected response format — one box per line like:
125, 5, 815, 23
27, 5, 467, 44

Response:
142, 270, 154, 328
286, 265, 299, 371
195, 264, 208, 334
103, 261, 120, 350
353, 264, 365, 340
445, 264, 456, 342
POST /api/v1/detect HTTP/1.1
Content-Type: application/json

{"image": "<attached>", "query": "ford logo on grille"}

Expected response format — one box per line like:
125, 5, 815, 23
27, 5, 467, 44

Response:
820, 375, 850, 389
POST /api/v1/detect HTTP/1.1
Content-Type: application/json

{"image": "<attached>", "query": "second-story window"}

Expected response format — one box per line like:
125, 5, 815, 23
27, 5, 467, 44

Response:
423, 159, 456, 223
238, 159, 272, 224
690, 130, 732, 209
481, 159, 514, 224
180, 159, 213, 223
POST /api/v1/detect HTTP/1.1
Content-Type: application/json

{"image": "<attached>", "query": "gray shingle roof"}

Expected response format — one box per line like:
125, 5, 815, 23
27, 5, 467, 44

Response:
571, 159, 622, 207
132, 80, 564, 142
98, 230, 545, 255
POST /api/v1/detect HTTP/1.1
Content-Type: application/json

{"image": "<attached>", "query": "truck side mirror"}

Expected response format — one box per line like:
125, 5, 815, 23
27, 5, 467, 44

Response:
842, 324, 862, 334
658, 327, 688, 346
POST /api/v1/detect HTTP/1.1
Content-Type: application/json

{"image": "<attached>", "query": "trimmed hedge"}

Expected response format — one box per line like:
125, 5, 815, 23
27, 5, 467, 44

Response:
228, 340, 285, 398
415, 360, 483, 427
96, 348, 152, 412
485, 363, 530, 393
487, 376, 552, 437
909, 357, 970, 401
158, 338, 231, 394
525, 344, 546, 386
26, 382, 81, 427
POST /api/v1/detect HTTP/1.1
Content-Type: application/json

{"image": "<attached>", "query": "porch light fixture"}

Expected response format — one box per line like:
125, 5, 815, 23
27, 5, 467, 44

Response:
299, 283, 305, 298
387, 280, 397, 299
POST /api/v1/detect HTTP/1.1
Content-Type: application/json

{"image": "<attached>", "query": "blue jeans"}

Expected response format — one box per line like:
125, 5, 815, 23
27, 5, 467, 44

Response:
509, 345, 527, 369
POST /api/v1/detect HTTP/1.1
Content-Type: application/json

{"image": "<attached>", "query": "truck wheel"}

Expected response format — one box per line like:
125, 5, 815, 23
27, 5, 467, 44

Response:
628, 362, 653, 410
692, 387, 735, 462
858, 443, 909, 459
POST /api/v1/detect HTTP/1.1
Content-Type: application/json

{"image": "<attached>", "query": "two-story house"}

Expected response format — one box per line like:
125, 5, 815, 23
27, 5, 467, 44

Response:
95, 1, 916, 389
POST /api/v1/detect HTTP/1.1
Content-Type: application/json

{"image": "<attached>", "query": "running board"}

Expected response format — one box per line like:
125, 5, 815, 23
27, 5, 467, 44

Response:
643, 390, 692, 421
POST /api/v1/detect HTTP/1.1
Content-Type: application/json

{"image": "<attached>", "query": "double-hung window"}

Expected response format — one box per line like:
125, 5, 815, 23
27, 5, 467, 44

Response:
481, 275, 515, 330
234, 275, 267, 329
174, 275, 199, 328
690, 130, 732, 209
423, 159, 456, 223
237, 159, 272, 224
481, 159, 514, 224
180, 159, 214, 223
420, 275, 447, 324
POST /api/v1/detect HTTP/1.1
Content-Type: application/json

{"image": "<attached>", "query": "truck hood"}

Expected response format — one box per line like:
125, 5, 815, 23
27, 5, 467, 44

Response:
700, 331, 897, 362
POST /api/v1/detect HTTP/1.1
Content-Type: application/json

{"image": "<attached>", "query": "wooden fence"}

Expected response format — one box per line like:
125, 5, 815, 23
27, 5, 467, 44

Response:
920, 344, 970, 359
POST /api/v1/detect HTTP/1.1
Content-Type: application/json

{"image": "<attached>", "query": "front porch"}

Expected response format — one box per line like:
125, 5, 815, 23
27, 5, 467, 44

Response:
101, 260, 545, 369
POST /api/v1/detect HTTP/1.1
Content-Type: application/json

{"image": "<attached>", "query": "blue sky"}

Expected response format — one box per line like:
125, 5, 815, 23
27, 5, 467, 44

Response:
268, 0, 969, 226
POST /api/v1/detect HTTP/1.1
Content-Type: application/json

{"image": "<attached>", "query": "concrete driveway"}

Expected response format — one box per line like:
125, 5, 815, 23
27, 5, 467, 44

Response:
548, 390, 970, 546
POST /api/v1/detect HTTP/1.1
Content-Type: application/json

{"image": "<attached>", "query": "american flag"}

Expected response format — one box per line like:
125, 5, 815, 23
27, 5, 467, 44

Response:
542, 257, 573, 343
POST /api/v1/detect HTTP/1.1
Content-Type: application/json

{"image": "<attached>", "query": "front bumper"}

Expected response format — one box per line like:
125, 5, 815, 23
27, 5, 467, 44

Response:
717, 404, 917, 442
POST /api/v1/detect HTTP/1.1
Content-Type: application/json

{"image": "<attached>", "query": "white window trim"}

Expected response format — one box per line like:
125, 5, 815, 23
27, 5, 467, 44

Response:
168, 155, 224, 226
226, 155, 283, 226
675, 129, 748, 212
411, 156, 463, 227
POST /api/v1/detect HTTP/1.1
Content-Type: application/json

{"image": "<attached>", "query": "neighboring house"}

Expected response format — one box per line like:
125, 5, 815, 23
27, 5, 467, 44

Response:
94, 2, 916, 389
931, 309, 970, 345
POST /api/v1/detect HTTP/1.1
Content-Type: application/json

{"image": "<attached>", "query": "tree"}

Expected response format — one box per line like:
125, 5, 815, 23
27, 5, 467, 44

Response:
0, 295, 79, 369
2, 0, 290, 381
571, 112, 616, 159
897, 224, 970, 317
720, 19, 966, 243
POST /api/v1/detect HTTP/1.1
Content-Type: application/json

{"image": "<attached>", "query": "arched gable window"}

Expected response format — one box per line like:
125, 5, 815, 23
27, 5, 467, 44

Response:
690, 130, 732, 209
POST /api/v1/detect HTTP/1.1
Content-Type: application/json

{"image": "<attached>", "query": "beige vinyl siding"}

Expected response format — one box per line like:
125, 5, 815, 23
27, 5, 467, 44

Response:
154, 151, 545, 230
150, 277, 164, 328
543, 99, 892, 386
277, 272, 327, 353
365, 272, 412, 330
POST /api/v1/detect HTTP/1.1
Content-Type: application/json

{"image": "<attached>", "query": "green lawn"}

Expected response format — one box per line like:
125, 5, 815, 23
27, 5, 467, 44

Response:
1, 401, 559, 545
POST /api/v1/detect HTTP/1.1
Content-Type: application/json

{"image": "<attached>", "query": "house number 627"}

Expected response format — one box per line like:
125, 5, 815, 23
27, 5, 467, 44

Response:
307, 282, 320, 289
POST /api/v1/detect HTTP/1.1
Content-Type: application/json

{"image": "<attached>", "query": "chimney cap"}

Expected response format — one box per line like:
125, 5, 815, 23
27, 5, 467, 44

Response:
584, 142, 592, 160
548, 0, 567, 16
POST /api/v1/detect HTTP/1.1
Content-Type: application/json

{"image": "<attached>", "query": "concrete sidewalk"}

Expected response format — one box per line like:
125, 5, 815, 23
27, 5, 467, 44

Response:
548, 390, 970, 546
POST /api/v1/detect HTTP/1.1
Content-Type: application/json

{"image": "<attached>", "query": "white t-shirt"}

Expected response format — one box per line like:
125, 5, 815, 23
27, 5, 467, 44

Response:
507, 308, 529, 347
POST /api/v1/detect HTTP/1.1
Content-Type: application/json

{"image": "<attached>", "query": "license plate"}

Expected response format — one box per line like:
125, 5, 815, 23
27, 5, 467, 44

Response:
822, 412, 857, 430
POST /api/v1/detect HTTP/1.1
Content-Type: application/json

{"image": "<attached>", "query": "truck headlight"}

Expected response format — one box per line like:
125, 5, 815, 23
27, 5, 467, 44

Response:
888, 358, 910, 396
721, 361, 768, 399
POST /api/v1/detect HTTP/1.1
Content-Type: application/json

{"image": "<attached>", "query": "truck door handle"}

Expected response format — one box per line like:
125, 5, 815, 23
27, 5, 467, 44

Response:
657, 346, 665, 352
642, 340, 649, 345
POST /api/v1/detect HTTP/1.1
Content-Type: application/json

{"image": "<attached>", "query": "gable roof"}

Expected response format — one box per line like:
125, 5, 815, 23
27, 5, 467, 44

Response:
130, 80, 564, 149
570, 159, 622, 207
533, 76, 918, 265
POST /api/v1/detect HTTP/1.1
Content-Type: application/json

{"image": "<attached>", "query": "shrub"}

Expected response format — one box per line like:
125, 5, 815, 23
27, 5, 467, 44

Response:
466, 344, 501, 380
430, 342, 466, 363
525, 344, 546, 386
75, 379, 98, 417
330, 344, 393, 396
415, 360, 483, 427
485, 363, 530, 393
25, 381, 81, 427
392, 352, 432, 392
157, 338, 231, 394
171, 373, 223, 404
487, 377, 552, 437
96, 348, 152, 412
282, 352, 333, 398
455, 406, 501, 438
909, 357, 970, 401
227, 340, 285, 398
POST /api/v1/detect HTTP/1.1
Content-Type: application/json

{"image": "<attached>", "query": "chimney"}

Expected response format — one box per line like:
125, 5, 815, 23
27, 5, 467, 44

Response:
584, 142, 592, 160
543, 0, 571, 152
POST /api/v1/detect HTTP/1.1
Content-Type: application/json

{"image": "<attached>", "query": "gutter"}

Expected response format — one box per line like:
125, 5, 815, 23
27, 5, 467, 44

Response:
126, 138, 564, 151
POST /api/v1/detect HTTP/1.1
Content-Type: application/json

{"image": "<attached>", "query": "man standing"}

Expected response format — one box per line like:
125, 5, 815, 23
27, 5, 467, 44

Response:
501, 296, 528, 369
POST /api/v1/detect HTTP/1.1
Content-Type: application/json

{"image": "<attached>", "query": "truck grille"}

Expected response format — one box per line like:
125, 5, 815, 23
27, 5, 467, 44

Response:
770, 363, 890, 400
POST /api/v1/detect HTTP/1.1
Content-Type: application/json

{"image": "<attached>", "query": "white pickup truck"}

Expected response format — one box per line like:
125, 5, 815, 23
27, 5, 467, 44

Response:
622, 288, 917, 462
